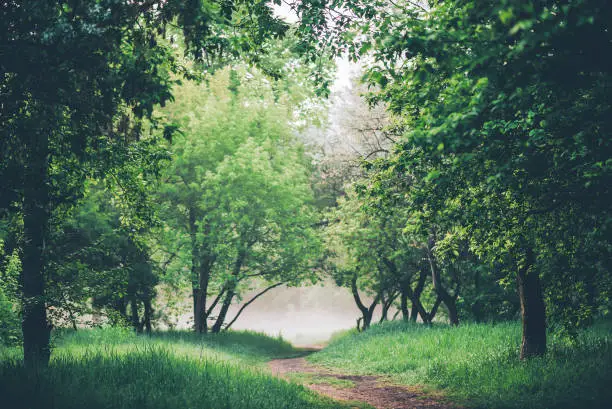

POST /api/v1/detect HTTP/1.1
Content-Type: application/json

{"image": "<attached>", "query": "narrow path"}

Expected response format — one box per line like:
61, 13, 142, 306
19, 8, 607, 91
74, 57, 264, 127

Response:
268, 355, 457, 409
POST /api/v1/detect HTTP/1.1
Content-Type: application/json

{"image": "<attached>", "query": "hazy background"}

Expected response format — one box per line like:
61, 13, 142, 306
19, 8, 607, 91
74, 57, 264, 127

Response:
166, 280, 390, 346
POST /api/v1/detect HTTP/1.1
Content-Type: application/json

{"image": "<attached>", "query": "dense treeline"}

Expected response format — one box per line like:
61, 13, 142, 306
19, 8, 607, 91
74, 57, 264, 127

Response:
322, 0, 611, 359
0, 0, 327, 366
1, 0, 610, 369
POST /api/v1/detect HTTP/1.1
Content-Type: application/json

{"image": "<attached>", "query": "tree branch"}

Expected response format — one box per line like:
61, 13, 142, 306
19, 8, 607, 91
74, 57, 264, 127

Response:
205, 288, 226, 317
223, 282, 284, 331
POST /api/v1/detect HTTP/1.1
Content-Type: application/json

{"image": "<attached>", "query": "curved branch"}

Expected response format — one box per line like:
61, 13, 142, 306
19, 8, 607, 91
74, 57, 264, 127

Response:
205, 288, 226, 317
223, 282, 284, 331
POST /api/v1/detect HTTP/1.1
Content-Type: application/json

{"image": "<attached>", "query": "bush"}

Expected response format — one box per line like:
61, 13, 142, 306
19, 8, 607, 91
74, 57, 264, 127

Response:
0, 288, 20, 347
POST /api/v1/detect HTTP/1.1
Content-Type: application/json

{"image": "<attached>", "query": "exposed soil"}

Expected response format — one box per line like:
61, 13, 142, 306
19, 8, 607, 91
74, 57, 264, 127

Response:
268, 355, 457, 409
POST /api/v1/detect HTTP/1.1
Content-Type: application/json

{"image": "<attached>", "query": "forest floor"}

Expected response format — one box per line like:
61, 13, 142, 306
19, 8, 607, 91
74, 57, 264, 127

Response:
269, 352, 456, 409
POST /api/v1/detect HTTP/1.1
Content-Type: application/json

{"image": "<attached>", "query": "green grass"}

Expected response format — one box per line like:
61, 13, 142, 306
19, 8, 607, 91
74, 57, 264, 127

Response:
50, 327, 301, 367
309, 320, 612, 409
0, 328, 350, 409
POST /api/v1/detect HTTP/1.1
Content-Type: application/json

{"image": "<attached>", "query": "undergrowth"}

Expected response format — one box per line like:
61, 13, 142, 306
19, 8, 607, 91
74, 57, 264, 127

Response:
309, 320, 612, 409
0, 328, 348, 409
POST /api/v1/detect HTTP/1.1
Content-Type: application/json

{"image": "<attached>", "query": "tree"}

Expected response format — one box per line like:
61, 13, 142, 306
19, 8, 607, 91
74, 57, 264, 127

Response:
324, 190, 381, 331
155, 60, 323, 333
0, 0, 300, 366
206, 139, 321, 332
333, 0, 611, 357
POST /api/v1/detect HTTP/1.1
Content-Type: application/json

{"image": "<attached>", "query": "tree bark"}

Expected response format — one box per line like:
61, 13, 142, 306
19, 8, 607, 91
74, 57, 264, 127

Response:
427, 235, 459, 326
130, 297, 141, 332
188, 207, 214, 333
188, 208, 201, 332
408, 291, 431, 324
517, 246, 546, 359
211, 289, 234, 333
21, 134, 51, 367
379, 291, 397, 323
410, 267, 427, 322
427, 295, 443, 322
400, 286, 409, 321
143, 297, 152, 334
211, 252, 244, 333
350, 274, 379, 331
193, 258, 213, 334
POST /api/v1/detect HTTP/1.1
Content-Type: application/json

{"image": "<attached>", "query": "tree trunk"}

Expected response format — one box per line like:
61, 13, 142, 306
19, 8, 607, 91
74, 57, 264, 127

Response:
427, 235, 459, 326
427, 295, 443, 322
409, 292, 431, 324
446, 297, 459, 325
211, 252, 244, 333
379, 291, 397, 323
517, 247, 546, 359
195, 254, 214, 333
143, 297, 152, 334
116, 297, 127, 319
21, 134, 51, 367
400, 287, 409, 321
211, 288, 234, 333
350, 274, 379, 331
188, 207, 207, 333
130, 297, 141, 332
410, 267, 427, 322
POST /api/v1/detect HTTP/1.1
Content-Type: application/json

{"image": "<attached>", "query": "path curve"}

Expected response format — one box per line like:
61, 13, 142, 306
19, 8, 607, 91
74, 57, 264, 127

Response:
268, 356, 456, 409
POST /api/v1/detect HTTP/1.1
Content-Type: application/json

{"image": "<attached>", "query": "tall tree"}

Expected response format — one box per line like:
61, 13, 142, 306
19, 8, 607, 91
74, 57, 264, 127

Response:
333, 0, 612, 357
155, 61, 323, 333
0, 0, 294, 366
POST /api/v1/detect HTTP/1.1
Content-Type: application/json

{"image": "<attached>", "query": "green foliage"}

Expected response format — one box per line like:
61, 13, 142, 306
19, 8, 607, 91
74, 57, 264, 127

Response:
1, 0, 320, 363
310, 321, 612, 409
42, 183, 158, 331
317, 0, 612, 338
154, 61, 323, 330
0, 289, 20, 347
0, 237, 21, 346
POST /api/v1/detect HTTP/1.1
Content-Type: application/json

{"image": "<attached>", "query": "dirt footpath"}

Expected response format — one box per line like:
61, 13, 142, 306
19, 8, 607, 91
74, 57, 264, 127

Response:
268, 356, 457, 409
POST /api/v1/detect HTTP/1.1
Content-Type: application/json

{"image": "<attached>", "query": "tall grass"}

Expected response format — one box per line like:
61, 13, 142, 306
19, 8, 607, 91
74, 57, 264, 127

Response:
0, 329, 347, 409
51, 327, 299, 367
309, 321, 612, 409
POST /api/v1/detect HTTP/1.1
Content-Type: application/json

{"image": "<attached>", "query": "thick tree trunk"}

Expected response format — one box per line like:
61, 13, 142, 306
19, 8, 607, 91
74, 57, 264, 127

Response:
361, 309, 374, 330
195, 255, 214, 333
21, 135, 51, 367
188, 207, 208, 333
409, 292, 431, 324
517, 247, 546, 359
444, 295, 459, 325
193, 266, 210, 334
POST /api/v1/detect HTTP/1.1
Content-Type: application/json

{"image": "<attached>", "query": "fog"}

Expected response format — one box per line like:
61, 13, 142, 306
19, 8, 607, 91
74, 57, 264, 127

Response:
168, 280, 392, 347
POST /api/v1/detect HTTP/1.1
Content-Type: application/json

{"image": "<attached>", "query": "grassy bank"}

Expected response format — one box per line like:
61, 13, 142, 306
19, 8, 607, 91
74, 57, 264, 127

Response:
0, 328, 348, 409
309, 321, 612, 409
